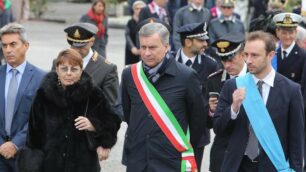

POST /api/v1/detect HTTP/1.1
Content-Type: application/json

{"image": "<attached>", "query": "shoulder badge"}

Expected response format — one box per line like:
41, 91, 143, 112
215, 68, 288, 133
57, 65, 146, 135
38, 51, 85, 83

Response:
105, 59, 112, 65
208, 68, 223, 78
91, 51, 98, 62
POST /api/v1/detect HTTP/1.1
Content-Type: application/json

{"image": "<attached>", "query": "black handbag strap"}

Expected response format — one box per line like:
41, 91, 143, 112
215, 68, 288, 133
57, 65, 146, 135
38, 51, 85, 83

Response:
84, 99, 89, 117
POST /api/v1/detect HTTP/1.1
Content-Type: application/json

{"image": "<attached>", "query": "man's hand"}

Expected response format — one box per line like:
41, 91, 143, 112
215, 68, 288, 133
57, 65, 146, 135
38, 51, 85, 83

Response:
0, 142, 17, 159
96, 146, 111, 161
232, 88, 246, 113
209, 96, 218, 113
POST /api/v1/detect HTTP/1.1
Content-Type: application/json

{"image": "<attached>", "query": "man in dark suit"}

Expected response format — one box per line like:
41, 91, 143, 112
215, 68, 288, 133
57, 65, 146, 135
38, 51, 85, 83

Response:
207, 32, 246, 172
208, 0, 245, 44
273, 12, 306, 84
214, 31, 304, 171
63, 22, 120, 159
0, 23, 45, 172
121, 22, 206, 171
175, 22, 217, 170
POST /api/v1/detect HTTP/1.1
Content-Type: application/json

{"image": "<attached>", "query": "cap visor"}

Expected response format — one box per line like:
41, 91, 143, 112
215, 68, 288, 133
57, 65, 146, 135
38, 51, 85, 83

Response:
72, 42, 87, 47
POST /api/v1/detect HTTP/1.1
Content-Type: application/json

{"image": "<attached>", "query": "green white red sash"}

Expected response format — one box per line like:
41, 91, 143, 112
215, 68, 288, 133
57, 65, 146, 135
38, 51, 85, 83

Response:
131, 62, 198, 172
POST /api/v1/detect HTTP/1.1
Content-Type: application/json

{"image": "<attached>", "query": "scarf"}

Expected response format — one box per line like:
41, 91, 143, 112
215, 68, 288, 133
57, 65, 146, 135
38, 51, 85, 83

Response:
0, 0, 4, 11
87, 9, 105, 38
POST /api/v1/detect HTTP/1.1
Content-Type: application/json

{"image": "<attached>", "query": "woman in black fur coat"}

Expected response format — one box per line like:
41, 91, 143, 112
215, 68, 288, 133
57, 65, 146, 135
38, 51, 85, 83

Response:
17, 49, 121, 172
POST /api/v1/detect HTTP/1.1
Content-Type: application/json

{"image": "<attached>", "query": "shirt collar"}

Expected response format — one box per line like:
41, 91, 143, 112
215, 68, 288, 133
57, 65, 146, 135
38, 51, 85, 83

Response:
220, 15, 236, 23
83, 48, 94, 69
6, 60, 27, 75
252, 68, 276, 88
190, 3, 203, 11
180, 49, 196, 64
281, 41, 295, 55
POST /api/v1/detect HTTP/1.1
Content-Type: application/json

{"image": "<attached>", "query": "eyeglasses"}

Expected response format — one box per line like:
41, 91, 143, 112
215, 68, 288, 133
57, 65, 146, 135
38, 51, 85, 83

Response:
58, 66, 82, 74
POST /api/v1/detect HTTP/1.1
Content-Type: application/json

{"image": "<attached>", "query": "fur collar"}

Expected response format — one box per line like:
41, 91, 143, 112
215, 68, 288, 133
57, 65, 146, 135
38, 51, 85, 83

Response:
39, 71, 94, 107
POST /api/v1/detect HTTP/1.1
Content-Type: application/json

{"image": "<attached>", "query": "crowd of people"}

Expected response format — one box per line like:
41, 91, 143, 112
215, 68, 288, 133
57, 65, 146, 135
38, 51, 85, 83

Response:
0, 0, 305, 172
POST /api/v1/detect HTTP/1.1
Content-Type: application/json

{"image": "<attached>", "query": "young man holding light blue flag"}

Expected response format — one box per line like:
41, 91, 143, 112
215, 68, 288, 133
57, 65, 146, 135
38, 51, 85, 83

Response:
213, 31, 304, 172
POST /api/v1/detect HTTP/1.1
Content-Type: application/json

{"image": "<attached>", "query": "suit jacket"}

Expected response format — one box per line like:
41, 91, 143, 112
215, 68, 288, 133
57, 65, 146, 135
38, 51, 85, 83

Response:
0, 62, 45, 148
276, 43, 306, 84
213, 73, 304, 172
121, 56, 206, 172
208, 17, 245, 44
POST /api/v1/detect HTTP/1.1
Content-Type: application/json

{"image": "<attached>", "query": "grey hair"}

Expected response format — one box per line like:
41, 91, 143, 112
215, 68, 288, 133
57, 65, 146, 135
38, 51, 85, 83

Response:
0, 23, 28, 43
139, 23, 169, 44
296, 26, 306, 42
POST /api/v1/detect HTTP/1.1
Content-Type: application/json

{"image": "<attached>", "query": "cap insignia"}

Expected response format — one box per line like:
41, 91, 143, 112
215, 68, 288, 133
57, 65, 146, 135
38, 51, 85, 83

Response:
217, 41, 230, 53
283, 14, 293, 24
74, 29, 81, 39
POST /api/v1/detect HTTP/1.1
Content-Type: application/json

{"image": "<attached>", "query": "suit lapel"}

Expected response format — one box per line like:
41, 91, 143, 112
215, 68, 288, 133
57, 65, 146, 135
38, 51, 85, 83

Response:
266, 73, 282, 112
0, 66, 6, 126
14, 63, 33, 114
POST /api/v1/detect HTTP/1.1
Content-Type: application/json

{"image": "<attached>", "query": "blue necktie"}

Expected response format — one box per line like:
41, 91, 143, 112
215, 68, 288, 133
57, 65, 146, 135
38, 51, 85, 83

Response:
185, 59, 192, 67
5, 69, 18, 136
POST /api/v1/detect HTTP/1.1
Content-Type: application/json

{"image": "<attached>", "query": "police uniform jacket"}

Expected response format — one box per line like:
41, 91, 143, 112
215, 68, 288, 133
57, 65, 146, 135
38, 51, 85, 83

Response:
276, 43, 306, 84
208, 16, 245, 44
172, 5, 211, 50
85, 51, 119, 107
121, 55, 206, 172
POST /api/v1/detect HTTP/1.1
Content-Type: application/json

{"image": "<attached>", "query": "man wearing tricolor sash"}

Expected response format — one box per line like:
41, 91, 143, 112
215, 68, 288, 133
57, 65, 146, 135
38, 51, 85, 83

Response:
121, 22, 206, 172
214, 31, 304, 171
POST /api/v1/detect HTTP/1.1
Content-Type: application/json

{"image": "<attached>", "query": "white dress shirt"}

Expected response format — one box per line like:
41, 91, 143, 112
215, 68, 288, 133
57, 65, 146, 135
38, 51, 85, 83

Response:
83, 48, 94, 69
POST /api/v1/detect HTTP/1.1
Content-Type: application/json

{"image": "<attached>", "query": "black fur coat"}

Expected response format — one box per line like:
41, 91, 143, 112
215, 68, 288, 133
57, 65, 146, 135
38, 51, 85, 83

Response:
17, 72, 121, 172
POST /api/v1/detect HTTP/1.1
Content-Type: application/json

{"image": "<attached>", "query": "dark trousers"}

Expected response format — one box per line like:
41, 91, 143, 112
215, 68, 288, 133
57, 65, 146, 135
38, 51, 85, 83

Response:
0, 156, 16, 172
194, 146, 204, 171
238, 156, 259, 172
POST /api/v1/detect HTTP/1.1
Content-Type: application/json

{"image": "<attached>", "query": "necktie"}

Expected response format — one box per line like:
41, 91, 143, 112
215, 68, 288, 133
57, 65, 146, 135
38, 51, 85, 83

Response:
245, 80, 264, 160
186, 59, 192, 67
5, 69, 18, 136
282, 51, 287, 59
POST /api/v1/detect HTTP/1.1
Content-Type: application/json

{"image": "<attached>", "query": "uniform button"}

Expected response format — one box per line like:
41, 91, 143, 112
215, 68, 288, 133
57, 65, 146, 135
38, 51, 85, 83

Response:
65, 135, 68, 139
63, 153, 66, 157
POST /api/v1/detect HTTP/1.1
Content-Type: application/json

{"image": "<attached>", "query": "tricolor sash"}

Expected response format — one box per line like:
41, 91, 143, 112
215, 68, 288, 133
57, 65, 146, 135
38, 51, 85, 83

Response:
131, 62, 197, 172
236, 73, 294, 172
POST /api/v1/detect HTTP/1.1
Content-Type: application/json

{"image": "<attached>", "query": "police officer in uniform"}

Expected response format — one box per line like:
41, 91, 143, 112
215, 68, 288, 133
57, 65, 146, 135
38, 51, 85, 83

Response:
207, 32, 247, 172
62, 23, 120, 108
175, 22, 218, 170
208, 0, 245, 44
273, 12, 306, 84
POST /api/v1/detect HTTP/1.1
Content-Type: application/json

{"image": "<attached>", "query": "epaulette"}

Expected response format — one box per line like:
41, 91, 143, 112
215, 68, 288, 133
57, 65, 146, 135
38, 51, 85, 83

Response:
208, 68, 223, 78
105, 59, 112, 65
